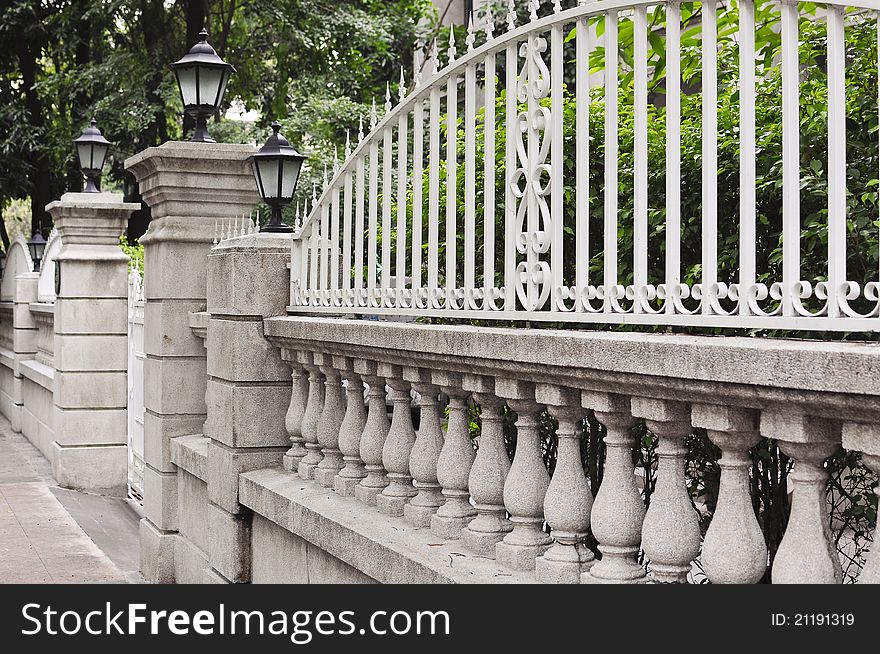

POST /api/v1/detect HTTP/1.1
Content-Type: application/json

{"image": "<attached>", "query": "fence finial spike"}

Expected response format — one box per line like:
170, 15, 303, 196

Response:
345, 130, 351, 157
233, 214, 239, 237
370, 97, 377, 129
431, 39, 440, 75
255, 211, 260, 233
399, 65, 406, 100
333, 147, 339, 174
384, 81, 392, 112
213, 220, 218, 246
529, 0, 539, 21
507, 0, 516, 30
414, 49, 423, 87
485, 7, 495, 39
553, 0, 562, 13
358, 113, 365, 141
447, 25, 457, 63
466, 13, 476, 52
312, 181, 317, 203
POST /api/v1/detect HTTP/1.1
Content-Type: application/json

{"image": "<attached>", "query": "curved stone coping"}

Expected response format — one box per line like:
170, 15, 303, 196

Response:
170, 434, 208, 482
28, 302, 55, 316
239, 468, 536, 585
0, 346, 13, 370
188, 311, 210, 342
19, 359, 54, 391
265, 316, 880, 421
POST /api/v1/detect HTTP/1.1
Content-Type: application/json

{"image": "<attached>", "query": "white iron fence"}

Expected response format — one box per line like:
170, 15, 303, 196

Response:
289, 0, 880, 331
127, 271, 146, 503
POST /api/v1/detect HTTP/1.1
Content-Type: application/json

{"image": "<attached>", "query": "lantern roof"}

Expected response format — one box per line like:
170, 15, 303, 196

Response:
73, 119, 110, 147
253, 121, 305, 160
171, 29, 235, 72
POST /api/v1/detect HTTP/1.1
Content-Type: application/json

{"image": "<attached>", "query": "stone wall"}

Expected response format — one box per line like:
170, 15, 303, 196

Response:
0, 194, 137, 497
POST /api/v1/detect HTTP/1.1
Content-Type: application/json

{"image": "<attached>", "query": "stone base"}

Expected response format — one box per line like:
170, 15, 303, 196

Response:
140, 518, 176, 584
495, 540, 551, 572
403, 502, 440, 528
298, 460, 318, 480
582, 567, 650, 584
354, 483, 384, 507
283, 453, 304, 473
53, 442, 127, 497
462, 527, 509, 558
315, 466, 342, 488
430, 512, 474, 540
376, 492, 411, 517
334, 475, 364, 497
585, 547, 648, 584
535, 550, 594, 584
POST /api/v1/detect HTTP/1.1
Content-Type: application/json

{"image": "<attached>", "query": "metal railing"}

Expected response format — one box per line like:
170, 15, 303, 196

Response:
290, 0, 880, 331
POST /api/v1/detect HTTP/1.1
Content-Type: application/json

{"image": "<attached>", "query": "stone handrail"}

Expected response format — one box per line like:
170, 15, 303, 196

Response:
264, 315, 880, 583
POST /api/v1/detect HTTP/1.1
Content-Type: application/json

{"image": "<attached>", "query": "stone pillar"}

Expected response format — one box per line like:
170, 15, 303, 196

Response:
204, 231, 291, 583
47, 192, 139, 496
10, 271, 38, 434
126, 142, 258, 583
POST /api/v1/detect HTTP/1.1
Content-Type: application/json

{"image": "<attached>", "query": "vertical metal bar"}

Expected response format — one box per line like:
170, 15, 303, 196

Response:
739, 0, 756, 315
605, 10, 619, 312
665, 1, 682, 312
634, 7, 648, 309
702, 0, 718, 313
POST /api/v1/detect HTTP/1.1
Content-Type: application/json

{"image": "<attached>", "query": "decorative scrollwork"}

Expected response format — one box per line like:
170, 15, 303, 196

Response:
511, 35, 553, 312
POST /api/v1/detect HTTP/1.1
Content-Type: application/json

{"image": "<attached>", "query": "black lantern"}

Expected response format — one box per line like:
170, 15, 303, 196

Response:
27, 231, 46, 273
249, 121, 306, 233
73, 119, 111, 193
170, 29, 235, 143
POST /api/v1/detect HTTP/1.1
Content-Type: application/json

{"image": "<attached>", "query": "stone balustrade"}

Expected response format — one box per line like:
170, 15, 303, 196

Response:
259, 316, 880, 584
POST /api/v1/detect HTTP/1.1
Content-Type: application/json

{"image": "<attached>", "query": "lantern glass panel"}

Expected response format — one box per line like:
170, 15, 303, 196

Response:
257, 159, 280, 199
76, 143, 93, 170
252, 166, 266, 199
91, 142, 109, 171
280, 158, 303, 200
216, 69, 231, 107
198, 66, 224, 107
177, 65, 199, 106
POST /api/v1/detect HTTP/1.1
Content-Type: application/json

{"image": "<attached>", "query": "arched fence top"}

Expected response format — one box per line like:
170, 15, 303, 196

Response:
37, 228, 62, 303
291, 0, 880, 332
1, 235, 34, 302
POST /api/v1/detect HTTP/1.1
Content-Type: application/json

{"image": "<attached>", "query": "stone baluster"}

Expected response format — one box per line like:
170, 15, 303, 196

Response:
692, 404, 767, 584
535, 384, 594, 583
354, 360, 390, 506
494, 379, 551, 570
842, 422, 880, 584
377, 364, 417, 516
314, 353, 346, 487
297, 351, 325, 480
282, 350, 310, 473
764, 408, 842, 583
632, 397, 700, 584
431, 371, 477, 539
403, 368, 445, 527
462, 375, 512, 556
584, 391, 647, 583
334, 356, 367, 496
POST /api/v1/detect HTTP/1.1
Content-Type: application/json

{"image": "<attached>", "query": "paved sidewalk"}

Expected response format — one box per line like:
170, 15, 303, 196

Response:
0, 416, 142, 583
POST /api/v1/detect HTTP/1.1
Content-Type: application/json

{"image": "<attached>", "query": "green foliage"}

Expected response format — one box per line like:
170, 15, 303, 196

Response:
120, 234, 143, 274
0, 0, 440, 233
